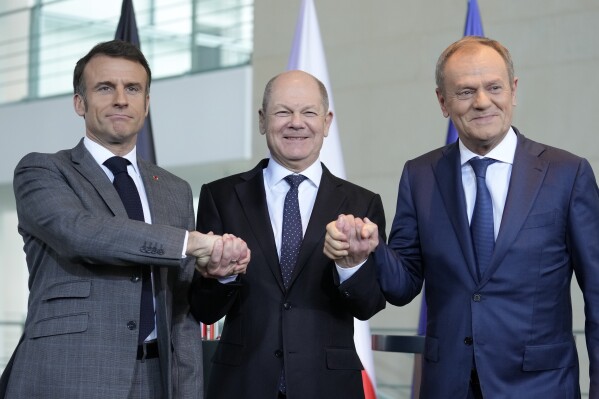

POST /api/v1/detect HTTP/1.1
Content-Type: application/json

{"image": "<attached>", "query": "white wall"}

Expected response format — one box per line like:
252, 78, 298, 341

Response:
0, 65, 253, 184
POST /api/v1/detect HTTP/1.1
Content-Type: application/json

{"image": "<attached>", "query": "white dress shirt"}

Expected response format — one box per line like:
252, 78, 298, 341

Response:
263, 158, 359, 284
459, 127, 517, 239
84, 137, 160, 341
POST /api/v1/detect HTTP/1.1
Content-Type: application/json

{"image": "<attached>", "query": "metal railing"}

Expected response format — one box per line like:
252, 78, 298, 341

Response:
0, 0, 253, 106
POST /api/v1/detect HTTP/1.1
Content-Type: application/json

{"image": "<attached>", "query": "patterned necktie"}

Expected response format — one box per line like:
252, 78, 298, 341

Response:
277, 174, 306, 395
280, 174, 307, 288
104, 156, 153, 344
468, 157, 497, 279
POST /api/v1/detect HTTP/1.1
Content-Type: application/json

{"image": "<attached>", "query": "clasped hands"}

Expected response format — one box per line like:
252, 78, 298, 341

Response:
187, 231, 251, 278
323, 214, 379, 268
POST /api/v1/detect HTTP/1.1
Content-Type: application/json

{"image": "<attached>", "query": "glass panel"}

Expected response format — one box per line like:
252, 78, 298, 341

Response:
0, 0, 253, 106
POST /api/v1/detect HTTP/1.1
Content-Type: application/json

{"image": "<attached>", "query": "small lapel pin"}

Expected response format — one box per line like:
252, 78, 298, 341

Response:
153, 175, 159, 181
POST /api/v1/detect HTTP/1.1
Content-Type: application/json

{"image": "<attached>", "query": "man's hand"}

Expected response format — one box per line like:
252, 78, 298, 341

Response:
323, 214, 379, 268
187, 231, 251, 278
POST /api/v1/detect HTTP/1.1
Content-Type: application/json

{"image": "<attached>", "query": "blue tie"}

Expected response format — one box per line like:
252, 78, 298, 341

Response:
469, 157, 497, 279
104, 156, 153, 344
280, 174, 307, 288
278, 174, 306, 395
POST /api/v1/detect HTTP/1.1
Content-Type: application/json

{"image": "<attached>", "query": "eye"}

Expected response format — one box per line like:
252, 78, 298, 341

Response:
303, 111, 318, 117
96, 85, 112, 93
126, 86, 142, 94
456, 90, 474, 100
273, 110, 291, 117
489, 85, 502, 94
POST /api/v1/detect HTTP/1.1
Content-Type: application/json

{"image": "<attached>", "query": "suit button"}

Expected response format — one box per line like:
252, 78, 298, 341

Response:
343, 291, 351, 298
472, 293, 482, 302
464, 337, 473, 346
127, 321, 137, 330
283, 302, 292, 310
131, 275, 141, 282
274, 350, 283, 358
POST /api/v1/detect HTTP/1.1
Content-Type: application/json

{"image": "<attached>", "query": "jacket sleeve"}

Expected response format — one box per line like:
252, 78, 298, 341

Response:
336, 192, 387, 320
189, 183, 242, 324
374, 162, 424, 306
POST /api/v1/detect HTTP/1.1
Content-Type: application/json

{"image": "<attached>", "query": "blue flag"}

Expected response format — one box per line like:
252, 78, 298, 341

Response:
115, 0, 157, 164
445, 0, 485, 145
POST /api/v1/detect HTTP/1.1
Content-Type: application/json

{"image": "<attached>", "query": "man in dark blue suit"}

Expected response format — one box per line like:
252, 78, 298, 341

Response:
324, 36, 599, 398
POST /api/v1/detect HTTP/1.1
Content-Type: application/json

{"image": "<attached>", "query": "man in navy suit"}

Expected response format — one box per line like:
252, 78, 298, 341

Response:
324, 36, 599, 398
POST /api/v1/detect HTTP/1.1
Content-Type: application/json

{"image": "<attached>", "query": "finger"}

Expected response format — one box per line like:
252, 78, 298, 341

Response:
209, 238, 224, 266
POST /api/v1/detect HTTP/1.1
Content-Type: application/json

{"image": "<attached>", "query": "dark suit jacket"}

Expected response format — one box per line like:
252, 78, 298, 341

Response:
375, 129, 599, 399
1, 139, 203, 399
190, 159, 386, 399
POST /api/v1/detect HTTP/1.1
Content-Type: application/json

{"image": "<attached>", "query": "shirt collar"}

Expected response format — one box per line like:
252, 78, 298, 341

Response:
83, 137, 140, 175
264, 157, 322, 189
459, 127, 517, 166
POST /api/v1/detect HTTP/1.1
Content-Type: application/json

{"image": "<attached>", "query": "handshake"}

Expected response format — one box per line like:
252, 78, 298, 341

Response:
186, 231, 251, 279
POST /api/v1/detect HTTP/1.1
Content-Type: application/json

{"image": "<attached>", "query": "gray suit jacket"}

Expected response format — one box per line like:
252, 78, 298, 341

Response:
1, 139, 203, 399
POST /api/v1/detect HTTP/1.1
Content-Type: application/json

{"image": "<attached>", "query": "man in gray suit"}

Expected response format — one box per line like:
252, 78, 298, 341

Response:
0, 40, 249, 399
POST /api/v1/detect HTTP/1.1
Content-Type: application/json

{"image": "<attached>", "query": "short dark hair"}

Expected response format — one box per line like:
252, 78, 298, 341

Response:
73, 39, 152, 98
261, 71, 329, 112
435, 36, 515, 94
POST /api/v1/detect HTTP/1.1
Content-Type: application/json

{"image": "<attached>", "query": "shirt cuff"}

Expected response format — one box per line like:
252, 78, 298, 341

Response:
336, 260, 365, 283
182, 231, 189, 258
217, 275, 238, 284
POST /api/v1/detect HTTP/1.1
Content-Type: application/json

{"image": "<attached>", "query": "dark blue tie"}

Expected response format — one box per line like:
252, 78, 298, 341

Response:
280, 174, 307, 288
104, 156, 153, 344
278, 174, 306, 394
469, 157, 497, 279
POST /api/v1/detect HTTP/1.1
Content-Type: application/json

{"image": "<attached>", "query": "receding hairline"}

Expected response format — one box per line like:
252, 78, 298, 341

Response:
261, 71, 329, 112
435, 36, 515, 94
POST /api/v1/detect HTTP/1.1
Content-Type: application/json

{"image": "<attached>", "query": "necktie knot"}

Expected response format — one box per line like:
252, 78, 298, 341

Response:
104, 156, 131, 175
284, 174, 307, 190
468, 157, 496, 178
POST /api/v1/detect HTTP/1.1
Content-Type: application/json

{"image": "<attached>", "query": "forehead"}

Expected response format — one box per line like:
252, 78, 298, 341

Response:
269, 73, 322, 108
83, 55, 148, 85
445, 45, 509, 83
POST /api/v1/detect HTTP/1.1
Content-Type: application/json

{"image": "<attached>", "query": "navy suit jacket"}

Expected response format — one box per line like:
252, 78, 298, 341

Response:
376, 129, 599, 398
190, 159, 386, 399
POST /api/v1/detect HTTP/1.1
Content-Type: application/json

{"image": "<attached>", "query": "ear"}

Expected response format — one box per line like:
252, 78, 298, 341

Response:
436, 88, 450, 118
145, 94, 150, 116
74, 94, 86, 117
258, 109, 266, 135
511, 77, 519, 106
322, 110, 333, 137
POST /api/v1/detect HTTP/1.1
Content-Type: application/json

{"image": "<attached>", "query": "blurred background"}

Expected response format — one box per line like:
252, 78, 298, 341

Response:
1, 1, 597, 397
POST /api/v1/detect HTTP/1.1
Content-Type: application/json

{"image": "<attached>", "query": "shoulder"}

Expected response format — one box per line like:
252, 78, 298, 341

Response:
518, 133, 587, 167
203, 159, 267, 190
321, 164, 380, 199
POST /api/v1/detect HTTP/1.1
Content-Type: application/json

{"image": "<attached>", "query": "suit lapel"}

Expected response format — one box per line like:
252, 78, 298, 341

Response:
70, 139, 129, 219
433, 143, 479, 282
234, 160, 283, 289
481, 133, 548, 284
288, 165, 345, 289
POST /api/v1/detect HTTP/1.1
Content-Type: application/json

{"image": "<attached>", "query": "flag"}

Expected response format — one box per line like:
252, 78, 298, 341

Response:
115, 0, 156, 163
445, 0, 485, 144
413, 1, 485, 397
287, 1, 375, 398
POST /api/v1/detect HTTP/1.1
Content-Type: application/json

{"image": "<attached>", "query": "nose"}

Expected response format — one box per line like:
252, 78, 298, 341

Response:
289, 111, 304, 128
113, 87, 128, 107
473, 90, 491, 109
